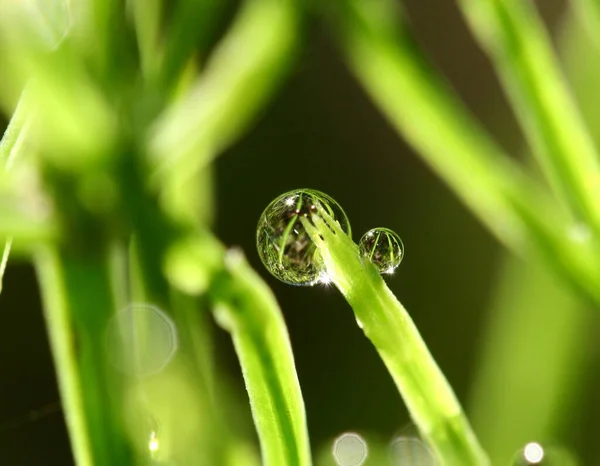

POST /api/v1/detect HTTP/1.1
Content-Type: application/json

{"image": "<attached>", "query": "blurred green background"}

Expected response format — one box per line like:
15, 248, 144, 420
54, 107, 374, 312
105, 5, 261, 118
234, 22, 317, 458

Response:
4, 0, 598, 464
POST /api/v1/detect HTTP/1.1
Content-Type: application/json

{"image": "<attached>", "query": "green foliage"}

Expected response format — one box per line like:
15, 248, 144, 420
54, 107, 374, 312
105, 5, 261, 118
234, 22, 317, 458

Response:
1, 0, 599, 464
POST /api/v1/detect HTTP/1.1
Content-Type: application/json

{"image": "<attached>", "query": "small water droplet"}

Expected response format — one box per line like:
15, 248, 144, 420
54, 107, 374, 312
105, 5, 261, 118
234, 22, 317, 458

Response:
358, 227, 404, 274
105, 304, 178, 377
355, 317, 364, 329
332, 432, 368, 466
256, 189, 351, 286
389, 436, 437, 465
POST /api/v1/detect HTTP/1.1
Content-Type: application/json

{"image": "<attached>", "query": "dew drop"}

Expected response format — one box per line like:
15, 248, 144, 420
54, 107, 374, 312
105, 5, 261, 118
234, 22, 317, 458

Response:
358, 227, 404, 274
256, 189, 351, 286
105, 304, 178, 377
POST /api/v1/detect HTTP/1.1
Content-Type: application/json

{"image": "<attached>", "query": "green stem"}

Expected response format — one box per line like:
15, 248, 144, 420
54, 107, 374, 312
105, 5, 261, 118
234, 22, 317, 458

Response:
301, 212, 488, 466
35, 247, 134, 466
209, 246, 312, 466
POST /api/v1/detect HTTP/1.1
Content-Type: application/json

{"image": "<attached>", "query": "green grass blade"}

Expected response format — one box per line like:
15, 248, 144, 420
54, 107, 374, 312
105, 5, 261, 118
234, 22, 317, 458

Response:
326, 0, 529, 248
157, 0, 223, 90
301, 211, 489, 466
211, 248, 312, 466
326, 0, 600, 307
1, 93, 30, 294
457, 0, 600, 234
35, 248, 135, 466
571, 0, 600, 51
168, 233, 312, 466
149, 0, 299, 176
129, 0, 162, 79
469, 254, 589, 464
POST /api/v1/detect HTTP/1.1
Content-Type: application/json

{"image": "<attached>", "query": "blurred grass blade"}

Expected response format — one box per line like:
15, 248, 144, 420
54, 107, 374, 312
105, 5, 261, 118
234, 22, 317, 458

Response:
469, 254, 590, 464
571, 0, 600, 51
301, 210, 489, 466
1, 93, 29, 294
158, 0, 223, 90
457, 0, 600, 235
35, 248, 135, 465
203, 245, 311, 466
129, 0, 162, 79
326, 0, 600, 307
326, 0, 529, 248
149, 0, 299, 176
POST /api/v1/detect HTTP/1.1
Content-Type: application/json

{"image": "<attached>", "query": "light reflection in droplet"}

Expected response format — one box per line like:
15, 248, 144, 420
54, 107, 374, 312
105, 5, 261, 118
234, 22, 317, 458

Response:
523, 442, 544, 464
389, 436, 437, 465
332, 432, 368, 466
105, 304, 178, 377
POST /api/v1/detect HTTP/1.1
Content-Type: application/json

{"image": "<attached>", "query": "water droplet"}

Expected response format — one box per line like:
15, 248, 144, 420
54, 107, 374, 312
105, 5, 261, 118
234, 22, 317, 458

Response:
355, 317, 364, 329
105, 304, 178, 377
389, 436, 437, 465
332, 432, 368, 466
256, 189, 351, 286
358, 227, 404, 274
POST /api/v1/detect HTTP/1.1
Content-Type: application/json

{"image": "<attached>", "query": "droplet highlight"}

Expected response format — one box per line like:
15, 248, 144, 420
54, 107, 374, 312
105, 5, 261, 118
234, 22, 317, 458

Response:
105, 304, 178, 377
332, 432, 368, 466
358, 227, 404, 274
256, 189, 351, 286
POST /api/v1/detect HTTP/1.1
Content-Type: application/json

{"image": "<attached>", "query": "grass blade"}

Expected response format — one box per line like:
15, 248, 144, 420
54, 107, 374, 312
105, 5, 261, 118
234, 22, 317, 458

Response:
35, 248, 135, 465
168, 233, 312, 466
469, 255, 589, 464
149, 0, 299, 176
325, 0, 600, 307
457, 0, 600, 234
211, 248, 312, 466
301, 211, 489, 466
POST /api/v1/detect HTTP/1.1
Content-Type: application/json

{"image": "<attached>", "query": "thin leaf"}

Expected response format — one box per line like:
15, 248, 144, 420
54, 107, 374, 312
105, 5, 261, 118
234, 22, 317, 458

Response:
301, 209, 489, 466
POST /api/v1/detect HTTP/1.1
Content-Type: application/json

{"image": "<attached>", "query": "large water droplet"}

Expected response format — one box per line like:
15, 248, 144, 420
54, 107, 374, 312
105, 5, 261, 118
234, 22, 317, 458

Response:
105, 304, 178, 377
358, 227, 404, 274
256, 189, 351, 285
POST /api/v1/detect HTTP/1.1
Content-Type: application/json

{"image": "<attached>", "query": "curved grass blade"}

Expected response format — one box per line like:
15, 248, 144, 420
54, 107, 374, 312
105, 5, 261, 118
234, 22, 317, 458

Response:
167, 234, 312, 466
300, 209, 489, 466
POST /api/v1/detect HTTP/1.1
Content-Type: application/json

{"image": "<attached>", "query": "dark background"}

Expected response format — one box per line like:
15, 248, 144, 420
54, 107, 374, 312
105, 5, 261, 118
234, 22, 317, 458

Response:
0, 1, 576, 464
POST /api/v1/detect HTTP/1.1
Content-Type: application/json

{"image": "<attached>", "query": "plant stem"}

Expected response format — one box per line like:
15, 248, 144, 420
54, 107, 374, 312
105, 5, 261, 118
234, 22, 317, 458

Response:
301, 213, 489, 466
209, 246, 312, 466
35, 247, 134, 466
